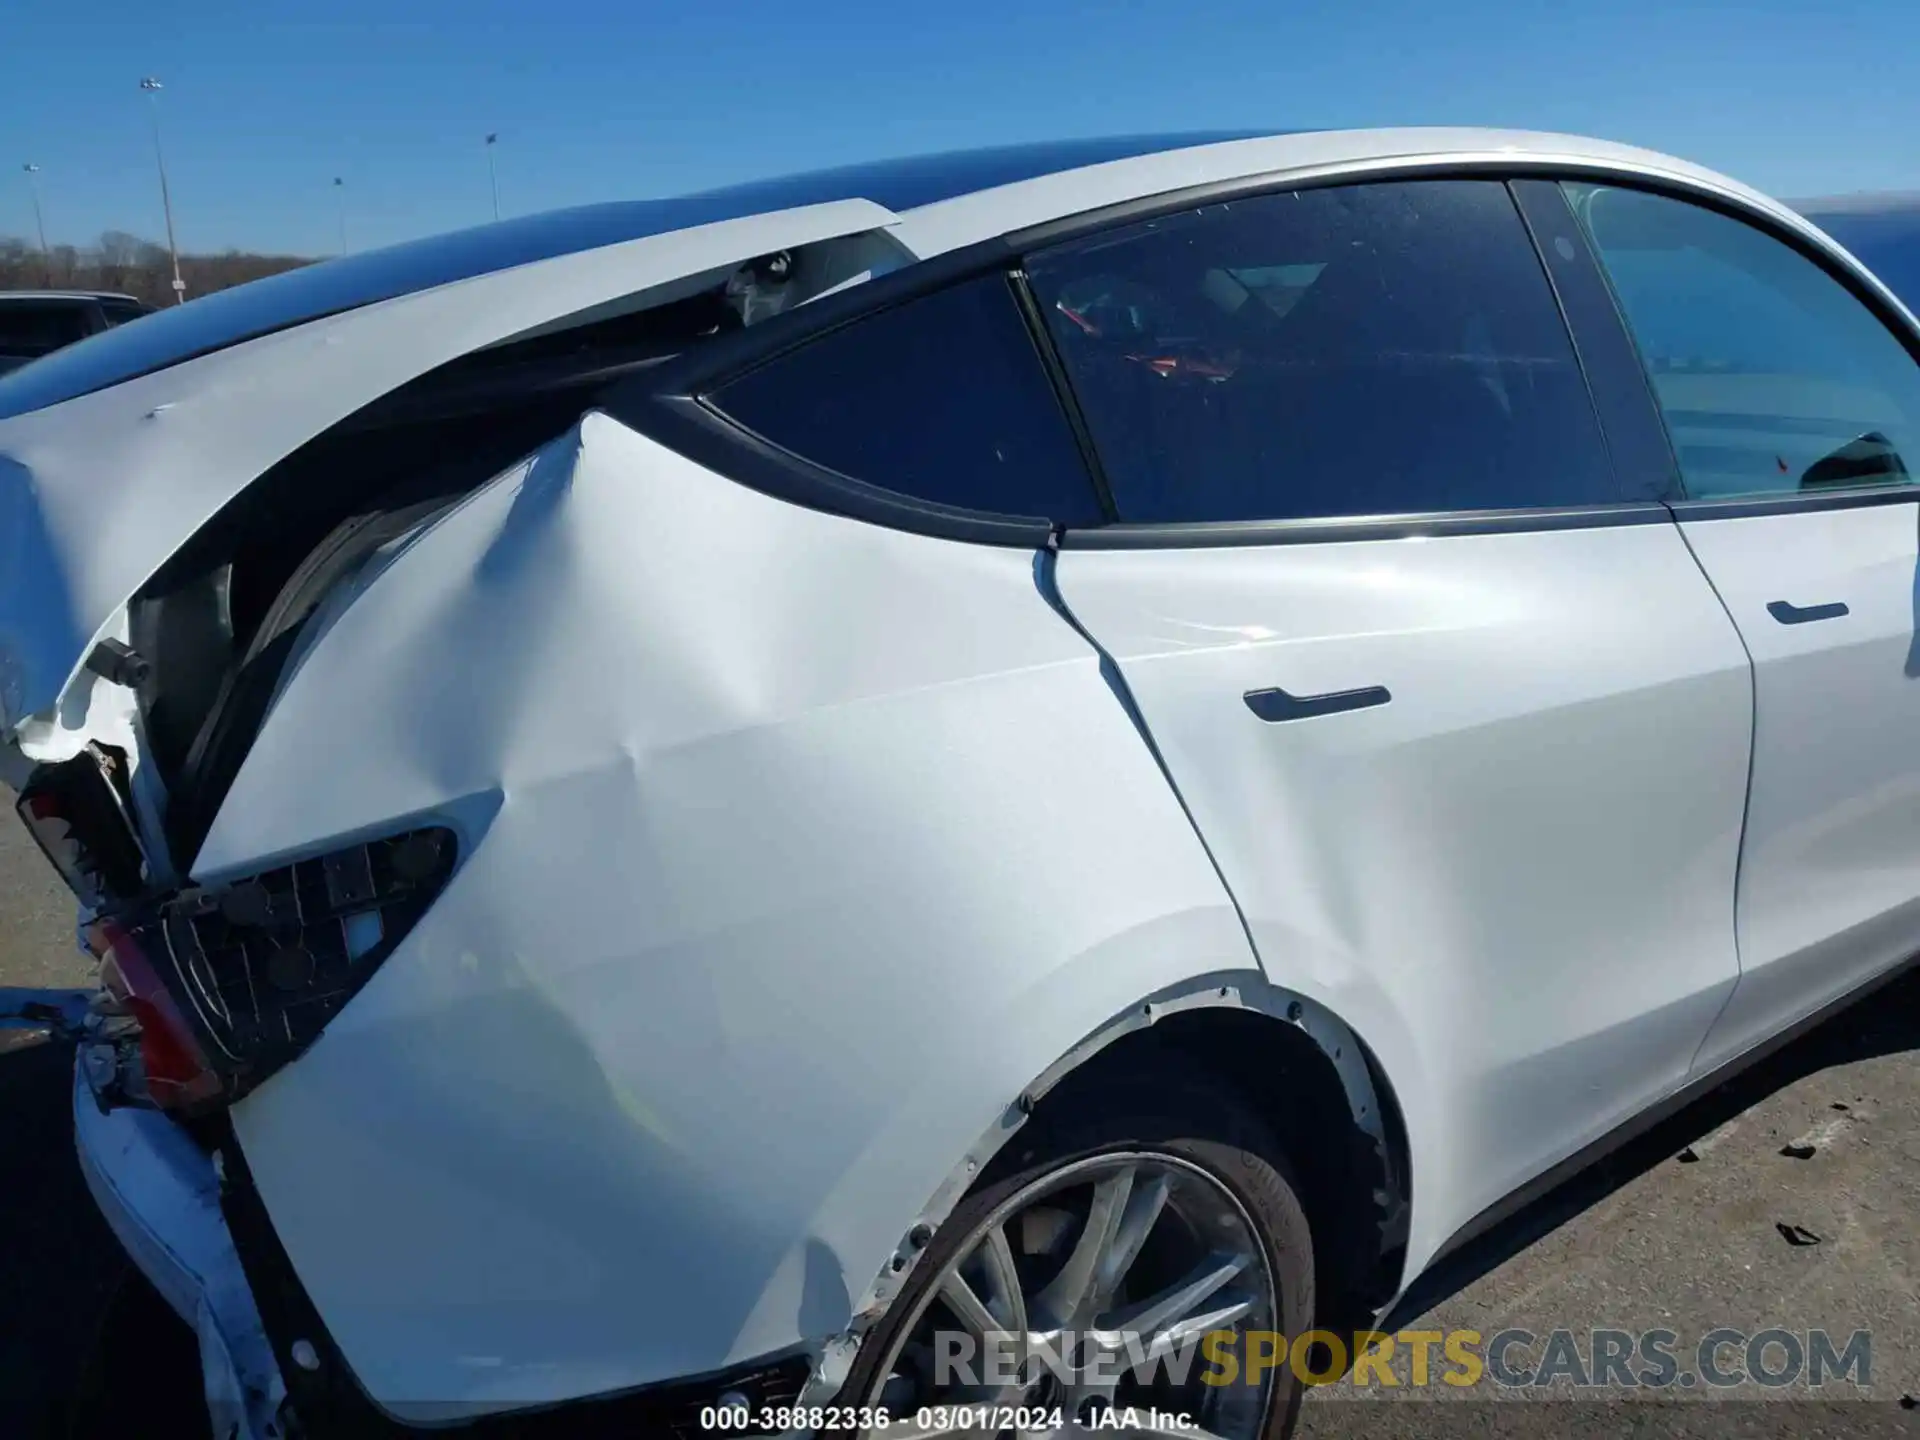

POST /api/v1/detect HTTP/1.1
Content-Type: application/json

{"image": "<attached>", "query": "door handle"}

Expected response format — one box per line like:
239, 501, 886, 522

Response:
1766, 599, 1850, 625
1244, 684, 1392, 723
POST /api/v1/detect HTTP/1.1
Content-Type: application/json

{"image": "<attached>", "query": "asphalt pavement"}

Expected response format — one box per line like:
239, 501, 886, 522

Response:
0, 785, 1914, 1438
1294, 950, 1920, 1437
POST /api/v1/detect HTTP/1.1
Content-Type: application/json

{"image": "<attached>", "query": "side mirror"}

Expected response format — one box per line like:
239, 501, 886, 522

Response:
1801, 430, 1910, 489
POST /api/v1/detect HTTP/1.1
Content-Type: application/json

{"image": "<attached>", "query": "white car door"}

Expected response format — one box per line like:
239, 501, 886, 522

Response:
1028, 177, 1755, 1270
1570, 182, 1920, 1072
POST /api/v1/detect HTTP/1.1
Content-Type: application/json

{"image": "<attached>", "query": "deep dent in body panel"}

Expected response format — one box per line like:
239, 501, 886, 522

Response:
200, 411, 1261, 1414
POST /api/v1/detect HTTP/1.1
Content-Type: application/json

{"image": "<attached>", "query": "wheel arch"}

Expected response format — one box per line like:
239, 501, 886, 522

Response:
808, 972, 1414, 1402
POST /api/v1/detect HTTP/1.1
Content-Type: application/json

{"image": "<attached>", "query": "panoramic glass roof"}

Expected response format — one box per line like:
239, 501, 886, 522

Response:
0, 130, 1292, 420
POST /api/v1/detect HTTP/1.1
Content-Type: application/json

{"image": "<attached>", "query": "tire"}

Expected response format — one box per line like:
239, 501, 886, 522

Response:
65, 1267, 211, 1440
840, 1064, 1315, 1439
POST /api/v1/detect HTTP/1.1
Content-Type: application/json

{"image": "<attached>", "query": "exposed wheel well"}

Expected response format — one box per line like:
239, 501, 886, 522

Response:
1030, 1005, 1410, 1336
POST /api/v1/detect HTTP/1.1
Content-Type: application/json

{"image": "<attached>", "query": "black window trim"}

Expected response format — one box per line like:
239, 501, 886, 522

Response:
604, 155, 1920, 549
1659, 484, 1920, 522
1507, 177, 1685, 507
1005, 266, 1121, 523
1057, 503, 1676, 551
650, 389, 1059, 548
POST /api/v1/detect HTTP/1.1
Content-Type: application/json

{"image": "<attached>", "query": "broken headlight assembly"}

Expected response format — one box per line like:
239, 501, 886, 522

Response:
81, 827, 457, 1117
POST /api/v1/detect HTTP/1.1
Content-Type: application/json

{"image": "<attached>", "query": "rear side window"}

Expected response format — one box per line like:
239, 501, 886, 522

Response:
1024, 179, 1619, 524
707, 272, 1105, 525
0, 302, 95, 357
1569, 184, 1920, 499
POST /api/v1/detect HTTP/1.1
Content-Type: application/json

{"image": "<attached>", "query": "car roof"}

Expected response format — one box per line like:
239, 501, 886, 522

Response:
680, 130, 1290, 213
0, 131, 1282, 418
883, 126, 1812, 256
0, 127, 1827, 422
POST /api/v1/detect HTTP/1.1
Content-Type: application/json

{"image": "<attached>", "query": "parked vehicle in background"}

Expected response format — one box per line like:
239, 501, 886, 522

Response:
6, 128, 1920, 1440
1798, 193, 1920, 313
0, 291, 155, 375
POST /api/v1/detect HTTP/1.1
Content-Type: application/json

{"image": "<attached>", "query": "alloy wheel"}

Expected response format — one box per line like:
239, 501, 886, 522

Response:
859, 1152, 1280, 1438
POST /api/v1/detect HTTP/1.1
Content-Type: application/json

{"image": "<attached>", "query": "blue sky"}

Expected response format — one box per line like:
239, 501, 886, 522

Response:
3, 0, 1917, 257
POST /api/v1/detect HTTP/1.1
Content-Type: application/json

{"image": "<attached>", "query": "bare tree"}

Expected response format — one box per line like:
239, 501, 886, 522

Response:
0, 230, 314, 304
95, 231, 142, 290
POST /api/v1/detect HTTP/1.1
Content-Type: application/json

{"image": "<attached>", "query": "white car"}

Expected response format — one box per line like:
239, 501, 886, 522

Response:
3, 127, 1918, 1440
1797, 192, 1920, 317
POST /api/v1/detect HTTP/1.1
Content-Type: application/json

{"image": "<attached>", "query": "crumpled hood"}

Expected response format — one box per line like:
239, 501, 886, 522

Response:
0, 196, 897, 739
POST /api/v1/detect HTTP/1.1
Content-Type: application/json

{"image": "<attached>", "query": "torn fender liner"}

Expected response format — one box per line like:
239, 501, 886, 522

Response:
0, 197, 897, 735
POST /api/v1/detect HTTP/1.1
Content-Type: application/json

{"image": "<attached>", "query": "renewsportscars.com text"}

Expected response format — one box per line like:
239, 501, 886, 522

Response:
932, 1326, 1873, 1392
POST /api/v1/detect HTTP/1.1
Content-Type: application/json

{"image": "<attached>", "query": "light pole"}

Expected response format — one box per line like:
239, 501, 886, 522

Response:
333, 176, 346, 254
21, 164, 50, 285
485, 132, 500, 222
139, 77, 186, 304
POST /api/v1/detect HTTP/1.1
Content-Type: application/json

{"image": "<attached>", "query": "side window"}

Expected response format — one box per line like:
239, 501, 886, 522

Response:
1569, 184, 1920, 499
0, 302, 94, 357
1022, 179, 1618, 525
706, 272, 1105, 525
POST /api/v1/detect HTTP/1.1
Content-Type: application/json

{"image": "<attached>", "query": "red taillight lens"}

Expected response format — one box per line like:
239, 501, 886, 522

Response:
79, 827, 456, 1116
90, 918, 225, 1114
